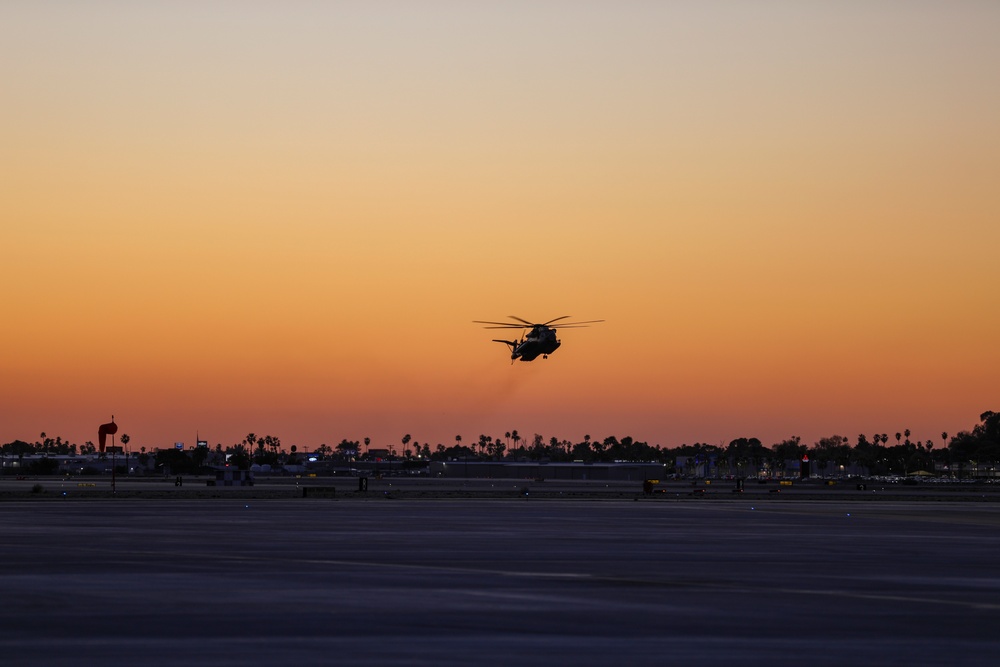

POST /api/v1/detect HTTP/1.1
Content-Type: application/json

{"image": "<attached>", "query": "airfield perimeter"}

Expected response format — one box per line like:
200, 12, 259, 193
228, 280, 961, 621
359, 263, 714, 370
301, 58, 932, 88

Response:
3, 473, 1000, 501
3, 477, 1000, 666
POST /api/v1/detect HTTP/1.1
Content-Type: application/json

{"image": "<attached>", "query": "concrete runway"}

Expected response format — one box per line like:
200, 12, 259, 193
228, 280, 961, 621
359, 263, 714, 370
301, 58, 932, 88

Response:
2, 499, 999, 666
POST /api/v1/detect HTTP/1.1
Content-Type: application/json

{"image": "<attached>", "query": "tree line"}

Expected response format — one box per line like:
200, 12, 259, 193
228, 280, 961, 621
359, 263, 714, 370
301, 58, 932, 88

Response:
3, 411, 998, 477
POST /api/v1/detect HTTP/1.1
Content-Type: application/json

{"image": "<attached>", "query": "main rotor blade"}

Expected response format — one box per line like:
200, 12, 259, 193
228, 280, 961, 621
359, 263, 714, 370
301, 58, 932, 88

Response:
475, 317, 605, 329
550, 319, 605, 327
473, 320, 530, 328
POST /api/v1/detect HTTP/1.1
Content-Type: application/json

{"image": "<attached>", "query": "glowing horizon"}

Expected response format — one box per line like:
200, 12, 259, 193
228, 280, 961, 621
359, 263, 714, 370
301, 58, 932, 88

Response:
2, 2, 998, 452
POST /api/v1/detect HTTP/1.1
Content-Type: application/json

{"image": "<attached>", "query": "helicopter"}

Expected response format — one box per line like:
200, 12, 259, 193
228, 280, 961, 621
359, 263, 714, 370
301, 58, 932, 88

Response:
473, 316, 604, 362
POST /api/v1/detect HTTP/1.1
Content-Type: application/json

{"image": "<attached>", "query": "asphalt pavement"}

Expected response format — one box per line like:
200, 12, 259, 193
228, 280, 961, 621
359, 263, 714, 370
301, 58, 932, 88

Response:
2, 498, 999, 666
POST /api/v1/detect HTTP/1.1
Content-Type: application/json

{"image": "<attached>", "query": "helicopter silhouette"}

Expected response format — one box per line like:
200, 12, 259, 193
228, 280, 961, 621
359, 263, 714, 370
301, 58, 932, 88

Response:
473, 316, 604, 362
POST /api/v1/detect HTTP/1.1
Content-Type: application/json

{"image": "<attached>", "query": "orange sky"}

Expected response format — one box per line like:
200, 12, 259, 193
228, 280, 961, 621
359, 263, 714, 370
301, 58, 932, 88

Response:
2, 2, 998, 452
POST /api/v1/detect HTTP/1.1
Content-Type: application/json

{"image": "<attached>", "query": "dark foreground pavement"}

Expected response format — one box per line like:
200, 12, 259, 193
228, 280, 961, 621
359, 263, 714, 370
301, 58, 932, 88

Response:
2, 499, 999, 666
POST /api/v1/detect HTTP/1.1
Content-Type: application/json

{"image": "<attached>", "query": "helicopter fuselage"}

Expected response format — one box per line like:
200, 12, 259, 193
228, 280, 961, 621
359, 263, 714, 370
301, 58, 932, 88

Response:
500, 326, 561, 362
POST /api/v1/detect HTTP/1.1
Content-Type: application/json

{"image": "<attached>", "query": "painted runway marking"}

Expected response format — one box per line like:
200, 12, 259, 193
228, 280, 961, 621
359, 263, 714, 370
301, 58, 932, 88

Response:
121, 548, 1000, 612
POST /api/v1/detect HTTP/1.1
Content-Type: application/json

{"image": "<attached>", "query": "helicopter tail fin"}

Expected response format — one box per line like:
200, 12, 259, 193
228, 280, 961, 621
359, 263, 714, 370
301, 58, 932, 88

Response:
492, 339, 519, 364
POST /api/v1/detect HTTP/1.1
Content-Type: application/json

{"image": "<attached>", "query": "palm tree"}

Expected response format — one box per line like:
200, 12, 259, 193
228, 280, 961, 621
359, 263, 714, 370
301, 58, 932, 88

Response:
118, 433, 130, 473
895, 432, 902, 447
511, 430, 520, 453
593, 438, 607, 459
364, 437, 370, 458
904, 429, 911, 446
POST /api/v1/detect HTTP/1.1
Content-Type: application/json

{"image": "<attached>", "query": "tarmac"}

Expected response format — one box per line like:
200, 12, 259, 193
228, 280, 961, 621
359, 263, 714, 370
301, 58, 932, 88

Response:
5, 473, 1000, 501
2, 481, 1000, 666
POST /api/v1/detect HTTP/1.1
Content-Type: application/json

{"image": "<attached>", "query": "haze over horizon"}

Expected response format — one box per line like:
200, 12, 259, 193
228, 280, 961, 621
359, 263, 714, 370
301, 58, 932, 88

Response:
3, 2, 998, 453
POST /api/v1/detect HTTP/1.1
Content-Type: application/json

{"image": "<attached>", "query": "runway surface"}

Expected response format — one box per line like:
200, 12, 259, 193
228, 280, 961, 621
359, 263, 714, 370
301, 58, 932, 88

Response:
2, 499, 999, 666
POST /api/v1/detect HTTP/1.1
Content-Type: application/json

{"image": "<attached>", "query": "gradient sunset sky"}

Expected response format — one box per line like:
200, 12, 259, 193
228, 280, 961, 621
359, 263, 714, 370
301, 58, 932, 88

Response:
3, 1, 998, 452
